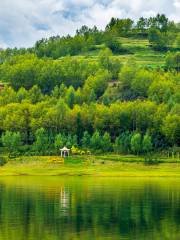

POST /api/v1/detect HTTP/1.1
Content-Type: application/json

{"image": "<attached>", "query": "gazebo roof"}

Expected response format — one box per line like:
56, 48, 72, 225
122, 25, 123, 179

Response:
60, 146, 70, 151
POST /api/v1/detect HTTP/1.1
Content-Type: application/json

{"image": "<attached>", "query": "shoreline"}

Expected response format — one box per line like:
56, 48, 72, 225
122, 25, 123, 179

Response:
0, 155, 180, 177
0, 159, 180, 177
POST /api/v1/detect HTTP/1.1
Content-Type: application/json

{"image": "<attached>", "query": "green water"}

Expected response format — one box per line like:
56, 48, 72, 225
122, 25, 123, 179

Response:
0, 177, 180, 240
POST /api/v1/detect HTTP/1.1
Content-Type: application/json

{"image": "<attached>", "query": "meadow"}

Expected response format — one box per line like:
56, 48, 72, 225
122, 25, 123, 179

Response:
0, 154, 180, 177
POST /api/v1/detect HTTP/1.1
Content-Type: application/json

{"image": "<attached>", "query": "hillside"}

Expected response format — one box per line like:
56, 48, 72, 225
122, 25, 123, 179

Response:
78, 37, 166, 68
0, 14, 179, 157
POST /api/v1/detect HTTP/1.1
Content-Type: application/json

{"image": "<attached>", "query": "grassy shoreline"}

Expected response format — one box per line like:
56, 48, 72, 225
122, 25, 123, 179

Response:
0, 155, 180, 177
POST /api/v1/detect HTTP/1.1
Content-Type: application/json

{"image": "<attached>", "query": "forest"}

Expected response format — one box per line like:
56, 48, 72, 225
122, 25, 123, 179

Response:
0, 14, 179, 157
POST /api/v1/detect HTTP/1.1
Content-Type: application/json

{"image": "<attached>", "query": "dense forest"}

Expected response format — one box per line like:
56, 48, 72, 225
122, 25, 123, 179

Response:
0, 14, 179, 156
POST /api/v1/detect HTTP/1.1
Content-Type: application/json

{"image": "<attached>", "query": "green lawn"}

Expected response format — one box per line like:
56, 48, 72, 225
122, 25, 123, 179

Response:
0, 155, 180, 177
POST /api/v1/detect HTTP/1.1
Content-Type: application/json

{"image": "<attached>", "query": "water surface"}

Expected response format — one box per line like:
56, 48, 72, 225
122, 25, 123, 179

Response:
0, 177, 180, 240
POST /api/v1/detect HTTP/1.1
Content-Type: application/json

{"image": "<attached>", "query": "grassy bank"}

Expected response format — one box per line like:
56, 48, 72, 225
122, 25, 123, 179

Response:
0, 155, 180, 177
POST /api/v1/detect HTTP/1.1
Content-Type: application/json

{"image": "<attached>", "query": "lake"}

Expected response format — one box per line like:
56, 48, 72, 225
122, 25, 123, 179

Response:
0, 177, 180, 240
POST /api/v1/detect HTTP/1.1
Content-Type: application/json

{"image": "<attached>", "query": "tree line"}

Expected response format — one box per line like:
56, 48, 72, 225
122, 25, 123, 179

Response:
0, 58, 179, 155
0, 14, 179, 61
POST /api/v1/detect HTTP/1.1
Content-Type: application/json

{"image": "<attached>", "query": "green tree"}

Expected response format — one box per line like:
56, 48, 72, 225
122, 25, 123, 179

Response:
0, 86, 17, 105
90, 131, 102, 150
131, 133, 142, 155
28, 85, 43, 104
119, 63, 137, 88
54, 133, 65, 150
105, 35, 123, 53
142, 133, 153, 153
102, 132, 112, 152
83, 70, 111, 98
166, 52, 180, 71
175, 33, 180, 48
136, 17, 148, 33
131, 69, 154, 97
98, 48, 112, 70
51, 86, 60, 98
33, 128, 49, 153
148, 14, 169, 32
114, 132, 132, 154
16, 87, 28, 103
2, 131, 22, 152
148, 78, 175, 104
65, 86, 76, 108
162, 114, 180, 145
148, 27, 168, 50
82, 131, 91, 148
106, 18, 133, 37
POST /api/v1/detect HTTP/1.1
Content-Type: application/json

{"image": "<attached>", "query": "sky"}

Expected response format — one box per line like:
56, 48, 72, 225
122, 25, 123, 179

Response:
0, 0, 179, 48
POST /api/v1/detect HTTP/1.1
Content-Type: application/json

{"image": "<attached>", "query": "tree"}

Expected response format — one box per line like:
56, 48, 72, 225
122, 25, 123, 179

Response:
166, 52, 180, 71
136, 17, 148, 34
98, 48, 122, 79
105, 35, 123, 53
65, 135, 73, 148
148, 28, 168, 50
118, 62, 137, 100
76, 112, 83, 144
83, 70, 111, 98
33, 128, 49, 153
175, 33, 180, 48
2, 131, 22, 152
162, 114, 180, 145
28, 85, 43, 104
16, 87, 28, 102
52, 86, 60, 98
87, 89, 97, 104
131, 69, 154, 97
148, 14, 169, 32
98, 48, 112, 70
54, 133, 65, 150
54, 99, 70, 133
59, 83, 67, 98
114, 132, 132, 154
106, 18, 133, 37
148, 78, 175, 104
119, 63, 137, 88
102, 132, 112, 152
131, 133, 142, 155
82, 131, 91, 148
142, 133, 153, 153
90, 131, 102, 150
65, 86, 75, 108
0, 86, 17, 105
71, 135, 78, 147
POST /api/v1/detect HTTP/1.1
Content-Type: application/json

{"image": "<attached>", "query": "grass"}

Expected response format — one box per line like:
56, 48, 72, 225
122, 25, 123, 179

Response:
116, 37, 165, 67
69, 36, 166, 69
0, 155, 180, 177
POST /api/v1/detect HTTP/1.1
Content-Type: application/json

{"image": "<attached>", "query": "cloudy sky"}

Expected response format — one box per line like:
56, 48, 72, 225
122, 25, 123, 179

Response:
0, 0, 179, 48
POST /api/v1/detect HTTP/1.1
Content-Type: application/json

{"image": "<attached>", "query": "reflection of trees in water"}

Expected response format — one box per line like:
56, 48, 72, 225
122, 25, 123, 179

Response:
0, 180, 180, 239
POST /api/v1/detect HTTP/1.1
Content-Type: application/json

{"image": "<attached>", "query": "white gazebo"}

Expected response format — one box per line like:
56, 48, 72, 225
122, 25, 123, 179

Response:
60, 146, 70, 157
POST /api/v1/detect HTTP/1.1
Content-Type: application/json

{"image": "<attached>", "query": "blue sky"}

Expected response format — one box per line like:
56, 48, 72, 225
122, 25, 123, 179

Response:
0, 0, 179, 48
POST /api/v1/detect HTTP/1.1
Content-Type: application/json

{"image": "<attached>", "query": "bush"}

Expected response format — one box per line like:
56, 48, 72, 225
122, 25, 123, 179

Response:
0, 157, 7, 166
8, 151, 21, 159
144, 154, 159, 165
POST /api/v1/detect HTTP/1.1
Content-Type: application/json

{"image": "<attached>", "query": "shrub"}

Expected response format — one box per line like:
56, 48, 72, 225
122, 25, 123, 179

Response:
0, 157, 7, 166
144, 154, 159, 165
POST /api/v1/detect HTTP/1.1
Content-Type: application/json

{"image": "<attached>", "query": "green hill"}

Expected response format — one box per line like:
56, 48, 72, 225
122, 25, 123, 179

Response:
0, 14, 179, 157
77, 37, 166, 68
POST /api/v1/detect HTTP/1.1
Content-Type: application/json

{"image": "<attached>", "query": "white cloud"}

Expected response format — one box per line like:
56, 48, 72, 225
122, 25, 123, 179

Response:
174, 0, 180, 8
0, 0, 179, 48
